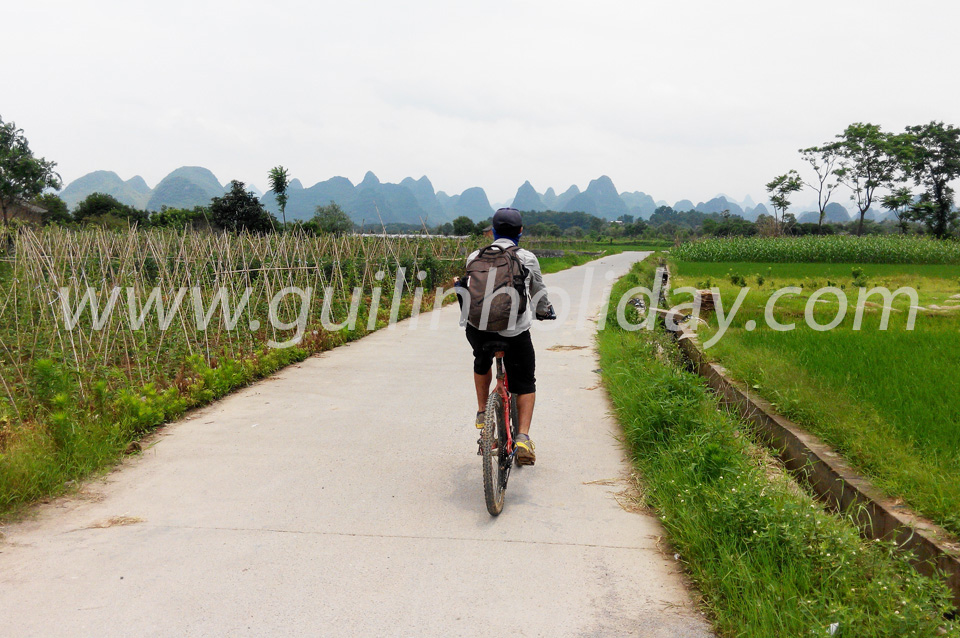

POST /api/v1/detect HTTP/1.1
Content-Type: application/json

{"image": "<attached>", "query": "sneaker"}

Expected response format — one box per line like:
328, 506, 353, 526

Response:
475, 411, 485, 429
515, 436, 536, 466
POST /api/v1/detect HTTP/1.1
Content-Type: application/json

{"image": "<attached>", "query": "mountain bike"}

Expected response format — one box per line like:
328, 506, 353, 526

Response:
479, 341, 519, 516
476, 309, 556, 516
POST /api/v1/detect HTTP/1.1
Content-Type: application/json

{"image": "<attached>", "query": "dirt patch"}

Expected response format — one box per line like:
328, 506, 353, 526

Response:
548, 345, 588, 352
584, 472, 649, 514
84, 516, 144, 529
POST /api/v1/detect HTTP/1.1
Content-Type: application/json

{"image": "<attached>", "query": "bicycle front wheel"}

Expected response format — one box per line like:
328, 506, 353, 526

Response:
481, 392, 509, 516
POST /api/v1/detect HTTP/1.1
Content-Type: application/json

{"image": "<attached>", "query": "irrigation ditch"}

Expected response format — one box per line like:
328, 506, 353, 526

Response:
656, 263, 960, 610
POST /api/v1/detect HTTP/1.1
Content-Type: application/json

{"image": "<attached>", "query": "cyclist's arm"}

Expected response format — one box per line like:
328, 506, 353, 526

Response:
524, 254, 552, 315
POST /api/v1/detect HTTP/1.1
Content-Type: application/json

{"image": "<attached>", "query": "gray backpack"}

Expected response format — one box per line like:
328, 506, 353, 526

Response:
464, 244, 529, 331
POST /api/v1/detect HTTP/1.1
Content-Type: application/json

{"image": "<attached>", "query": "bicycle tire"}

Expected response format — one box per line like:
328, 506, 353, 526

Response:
482, 392, 507, 515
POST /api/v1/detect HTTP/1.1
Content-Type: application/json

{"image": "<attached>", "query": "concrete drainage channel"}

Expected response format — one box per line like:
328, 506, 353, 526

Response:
655, 266, 960, 611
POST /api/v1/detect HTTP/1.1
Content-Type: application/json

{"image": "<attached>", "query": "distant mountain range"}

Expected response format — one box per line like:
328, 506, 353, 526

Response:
58, 167, 492, 225
59, 166, 869, 226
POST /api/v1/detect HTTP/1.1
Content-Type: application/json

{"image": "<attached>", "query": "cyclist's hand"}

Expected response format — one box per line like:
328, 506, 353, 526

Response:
536, 305, 557, 321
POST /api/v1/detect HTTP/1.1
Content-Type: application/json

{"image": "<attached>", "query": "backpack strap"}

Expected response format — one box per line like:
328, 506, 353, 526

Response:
501, 245, 529, 280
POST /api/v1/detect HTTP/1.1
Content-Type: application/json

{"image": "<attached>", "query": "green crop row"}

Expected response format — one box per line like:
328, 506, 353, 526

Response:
672, 235, 960, 264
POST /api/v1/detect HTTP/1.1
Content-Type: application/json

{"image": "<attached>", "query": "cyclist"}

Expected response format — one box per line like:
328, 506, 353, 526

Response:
461, 208, 554, 466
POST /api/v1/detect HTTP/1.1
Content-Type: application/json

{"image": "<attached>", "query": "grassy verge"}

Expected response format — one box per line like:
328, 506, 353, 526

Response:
538, 252, 600, 273
669, 260, 960, 536
536, 241, 665, 274
598, 256, 959, 637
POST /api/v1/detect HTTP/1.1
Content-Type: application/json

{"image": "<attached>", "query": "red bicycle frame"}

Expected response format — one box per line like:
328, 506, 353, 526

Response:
493, 351, 514, 455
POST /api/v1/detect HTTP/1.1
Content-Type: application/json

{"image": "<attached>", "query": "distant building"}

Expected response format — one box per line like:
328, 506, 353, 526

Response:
483, 225, 493, 239
2, 199, 46, 225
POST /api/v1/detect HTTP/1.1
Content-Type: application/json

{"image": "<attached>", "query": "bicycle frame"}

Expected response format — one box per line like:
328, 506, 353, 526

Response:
493, 351, 515, 456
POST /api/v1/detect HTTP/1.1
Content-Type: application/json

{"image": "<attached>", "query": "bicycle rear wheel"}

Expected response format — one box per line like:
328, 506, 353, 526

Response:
481, 392, 509, 516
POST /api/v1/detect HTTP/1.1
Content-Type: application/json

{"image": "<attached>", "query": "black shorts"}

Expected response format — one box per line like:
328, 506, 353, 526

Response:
465, 324, 536, 395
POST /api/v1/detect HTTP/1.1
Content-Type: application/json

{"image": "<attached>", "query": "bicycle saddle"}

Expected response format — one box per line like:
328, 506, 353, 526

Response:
482, 341, 510, 354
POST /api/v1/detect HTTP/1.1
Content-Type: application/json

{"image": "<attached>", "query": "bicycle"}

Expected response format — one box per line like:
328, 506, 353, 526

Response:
477, 308, 555, 516
479, 341, 519, 516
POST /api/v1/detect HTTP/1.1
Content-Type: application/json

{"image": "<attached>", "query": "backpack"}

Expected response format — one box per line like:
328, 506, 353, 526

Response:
464, 244, 529, 331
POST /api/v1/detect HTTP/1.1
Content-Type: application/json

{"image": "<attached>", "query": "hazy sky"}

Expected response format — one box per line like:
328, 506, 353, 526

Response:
5, 0, 959, 206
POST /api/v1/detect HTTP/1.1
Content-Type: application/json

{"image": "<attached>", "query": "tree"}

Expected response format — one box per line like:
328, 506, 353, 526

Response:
900, 122, 960, 239
765, 170, 803, 235
33, 193, 71, 225
799, 145, 841, 227
312, 202, 354, 235
833, 123, 898, 236
452, 216, 476, 236
268, 165, 290, 227
880, 186, 914, 234
209, 181, 277, 233
0, 116, 62, 227
73, 192, 149, 226
151, 205, 210, 230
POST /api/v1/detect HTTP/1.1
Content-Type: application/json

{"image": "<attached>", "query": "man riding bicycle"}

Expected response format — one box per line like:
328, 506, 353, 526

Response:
460, 208, 554, 466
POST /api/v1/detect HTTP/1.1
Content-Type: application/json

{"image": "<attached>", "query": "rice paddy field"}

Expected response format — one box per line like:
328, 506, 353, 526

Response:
599, 257, 960, 636
668, 241, 960, 537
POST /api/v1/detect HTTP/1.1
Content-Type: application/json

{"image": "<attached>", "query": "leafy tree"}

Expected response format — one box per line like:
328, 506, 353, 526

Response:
765, 170, 803, 235
0, 116, 62, 228
312, 202, 354, 235
563, 226, 584, 238
799, 145, 841, 227
209, 181, 277, 233
268, 165, 290, 227
151, 205, 210, 230
623, 220, 648, 237
833, 123, 898, 236
452, 215, 477, 236
880, 186, 914, 234
900, 121, 960, 239
73, 192, 149, 226
33, 193, 71, 225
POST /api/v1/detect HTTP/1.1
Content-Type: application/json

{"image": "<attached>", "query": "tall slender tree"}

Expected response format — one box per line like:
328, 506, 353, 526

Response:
833, 123, 898, 236
268, 165, 290, 228
765, 170, 803, 236
799, 145, 841, 227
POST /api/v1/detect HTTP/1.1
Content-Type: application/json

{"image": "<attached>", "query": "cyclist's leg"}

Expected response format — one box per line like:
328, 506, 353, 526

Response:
474, 370, 492, 413
466, 325, 494, 412
515, 392, 535, 436
502, 330, 536, 435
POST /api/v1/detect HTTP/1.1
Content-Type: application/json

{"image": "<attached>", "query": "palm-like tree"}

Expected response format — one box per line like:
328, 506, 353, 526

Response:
268, 166, 290, 228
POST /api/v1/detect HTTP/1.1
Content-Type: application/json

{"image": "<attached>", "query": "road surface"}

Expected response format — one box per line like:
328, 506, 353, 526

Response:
0, 251, 712, 637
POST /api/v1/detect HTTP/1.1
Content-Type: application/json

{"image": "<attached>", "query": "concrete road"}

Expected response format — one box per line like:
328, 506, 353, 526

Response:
0, 251, 712, 638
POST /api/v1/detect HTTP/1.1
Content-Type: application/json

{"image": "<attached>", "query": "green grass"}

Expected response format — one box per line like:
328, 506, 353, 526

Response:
670, 260, 960, 536
672, 235, 960, 264
538, 252, 598, 273
599, 256, 959, 636
535, 240, 666, 273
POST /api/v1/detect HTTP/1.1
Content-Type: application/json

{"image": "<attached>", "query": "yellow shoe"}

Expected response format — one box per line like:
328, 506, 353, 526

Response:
475, 411, 485, 429
515, 437, 536, 466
